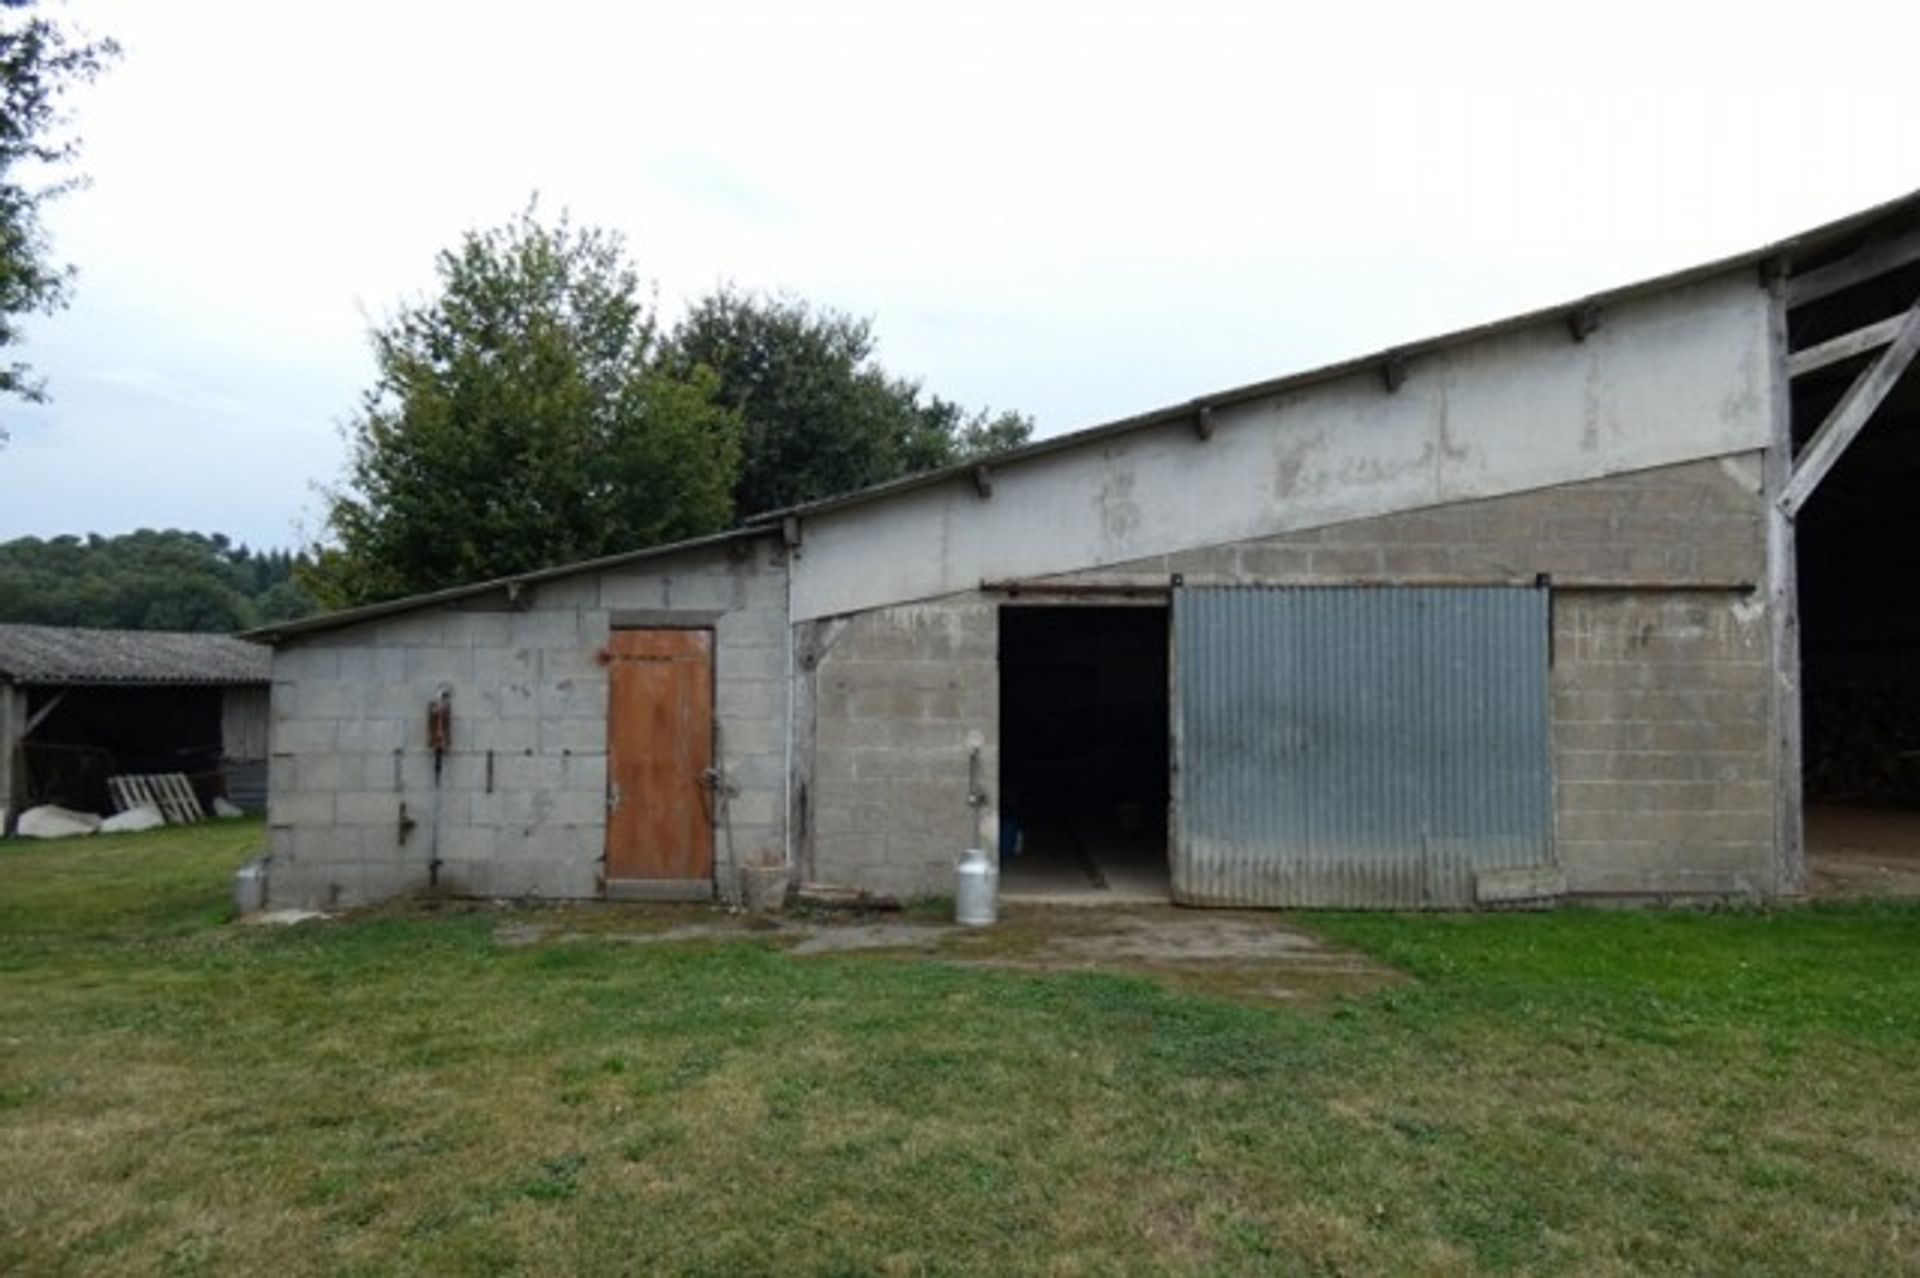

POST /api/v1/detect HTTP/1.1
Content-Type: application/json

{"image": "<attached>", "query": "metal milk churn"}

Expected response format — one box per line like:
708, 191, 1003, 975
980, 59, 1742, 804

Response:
955, 846, 998, 927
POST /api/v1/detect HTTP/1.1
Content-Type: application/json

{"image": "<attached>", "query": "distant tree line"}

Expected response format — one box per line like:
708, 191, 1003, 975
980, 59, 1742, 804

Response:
0, 530, 316, 632
308, 206, 1034, 607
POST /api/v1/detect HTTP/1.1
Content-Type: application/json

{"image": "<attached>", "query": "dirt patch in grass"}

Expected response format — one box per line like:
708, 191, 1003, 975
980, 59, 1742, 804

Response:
783, 921, 952, 956
476, 902, 1398, 1004
923, 907, 1400, 1003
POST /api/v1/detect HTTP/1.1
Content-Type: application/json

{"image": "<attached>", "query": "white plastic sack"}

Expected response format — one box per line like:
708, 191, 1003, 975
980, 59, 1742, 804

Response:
212, 797, 245, 819
17, 805, 103, 839
101, 804, 166, 834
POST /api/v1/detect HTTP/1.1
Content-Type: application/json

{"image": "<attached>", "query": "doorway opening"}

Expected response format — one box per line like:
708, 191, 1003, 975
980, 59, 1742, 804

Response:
1789, 245, 1920, 893
998, 605, 1170, 900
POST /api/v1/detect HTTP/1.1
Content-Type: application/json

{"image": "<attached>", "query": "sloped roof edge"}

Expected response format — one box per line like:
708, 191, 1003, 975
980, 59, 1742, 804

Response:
743, 185, 1920, 526
247, 185, 1920, 646
243, 526, 768, 644
0, 624, 270, 686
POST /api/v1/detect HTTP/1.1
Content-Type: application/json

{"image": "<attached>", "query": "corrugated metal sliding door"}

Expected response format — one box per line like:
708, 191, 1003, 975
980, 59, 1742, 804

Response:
1171, 586, 1552, 908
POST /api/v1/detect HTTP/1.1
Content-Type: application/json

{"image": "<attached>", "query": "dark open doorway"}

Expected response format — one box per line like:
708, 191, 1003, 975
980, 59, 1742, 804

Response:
998, 605, 1170, 900
1789, 244, 1920, 891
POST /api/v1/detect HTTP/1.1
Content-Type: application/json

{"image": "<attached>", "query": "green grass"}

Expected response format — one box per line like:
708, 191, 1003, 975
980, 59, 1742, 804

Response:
3, 826, 1918, 1275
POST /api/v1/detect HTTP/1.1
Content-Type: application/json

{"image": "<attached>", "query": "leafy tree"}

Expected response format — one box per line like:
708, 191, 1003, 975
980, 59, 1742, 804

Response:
0, 0, 117, 419
312, 208, 741, 607
0, 530, 316, 630
253, 577, 315, 625
666, 289, 1032, 516
908, 394, 1034, 474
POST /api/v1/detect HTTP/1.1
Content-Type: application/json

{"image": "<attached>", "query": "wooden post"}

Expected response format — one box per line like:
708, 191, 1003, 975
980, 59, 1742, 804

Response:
0, 681, 23, 836
1763, 277, 1805, 894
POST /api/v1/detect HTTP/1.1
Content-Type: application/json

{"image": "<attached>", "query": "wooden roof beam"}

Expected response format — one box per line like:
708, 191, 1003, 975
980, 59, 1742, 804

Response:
1781, 296, 1920, 516
1788, 313, 1908, 378
1787, 226, 1920, 308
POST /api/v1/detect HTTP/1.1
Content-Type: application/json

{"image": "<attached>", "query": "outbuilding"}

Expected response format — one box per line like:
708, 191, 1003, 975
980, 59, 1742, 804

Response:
248, 191, 1920, 909
0, 625, 272, 832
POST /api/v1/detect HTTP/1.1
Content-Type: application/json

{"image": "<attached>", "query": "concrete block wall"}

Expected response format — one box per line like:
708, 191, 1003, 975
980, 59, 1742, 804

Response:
1041, 453, 1778, 899
265, 537, 788, 908
807, 600, 998, 898
807, 455, 1778, 902
1062, 455, 1768, 591
1550, 594, 1773, 895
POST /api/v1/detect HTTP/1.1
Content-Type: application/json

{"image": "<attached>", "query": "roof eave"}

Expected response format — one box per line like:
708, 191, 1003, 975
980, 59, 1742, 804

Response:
744, 185, 1920, 527
243, 526, 771, 644
4, 676, 270, 689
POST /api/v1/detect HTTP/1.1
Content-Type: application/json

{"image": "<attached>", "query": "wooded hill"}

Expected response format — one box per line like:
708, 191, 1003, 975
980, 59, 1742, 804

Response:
0, 530, 315, 632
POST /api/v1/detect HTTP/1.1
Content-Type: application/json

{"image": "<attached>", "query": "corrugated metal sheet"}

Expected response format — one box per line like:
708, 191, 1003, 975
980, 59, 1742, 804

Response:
1171, 586, 1552, 908
0, 625, 269, 686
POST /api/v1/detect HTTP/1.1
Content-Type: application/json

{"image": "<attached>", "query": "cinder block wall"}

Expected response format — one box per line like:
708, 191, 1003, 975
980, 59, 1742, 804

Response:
1139, 454, 1775, 898
805, 601, 998, 898
266, 538, 788, 908
808, 454, 1777, 901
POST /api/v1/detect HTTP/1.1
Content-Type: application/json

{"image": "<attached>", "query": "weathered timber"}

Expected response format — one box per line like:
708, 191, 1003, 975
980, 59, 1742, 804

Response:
1781, 297, 1920, 515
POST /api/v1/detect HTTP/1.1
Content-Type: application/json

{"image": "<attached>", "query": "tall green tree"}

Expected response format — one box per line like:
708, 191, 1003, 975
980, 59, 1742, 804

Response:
666, 289, 1032, 516
313, 208, 741, 607
0, 0, 117, 420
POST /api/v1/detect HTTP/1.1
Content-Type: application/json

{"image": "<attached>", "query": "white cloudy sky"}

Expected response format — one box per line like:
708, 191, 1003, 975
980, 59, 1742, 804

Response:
2, 0, 1915, 548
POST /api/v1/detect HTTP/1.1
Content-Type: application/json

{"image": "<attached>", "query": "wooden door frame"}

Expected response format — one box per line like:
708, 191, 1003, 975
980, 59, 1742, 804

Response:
602, 620, 719, 903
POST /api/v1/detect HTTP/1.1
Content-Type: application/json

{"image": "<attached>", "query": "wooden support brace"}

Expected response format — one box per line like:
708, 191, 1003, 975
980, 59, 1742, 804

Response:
1787, 313, 1908, 378
1194, 405, 1216, 440
20, 690, 67, 738
780, 515, 802, 549
1565, 302, 1600, 342
971, 464, 993, 499
1781, 296, 1920, 516
1787, 227, 1920, 308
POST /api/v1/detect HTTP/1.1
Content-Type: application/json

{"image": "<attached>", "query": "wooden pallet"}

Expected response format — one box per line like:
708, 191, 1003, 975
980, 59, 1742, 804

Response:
107, 773, 206, 825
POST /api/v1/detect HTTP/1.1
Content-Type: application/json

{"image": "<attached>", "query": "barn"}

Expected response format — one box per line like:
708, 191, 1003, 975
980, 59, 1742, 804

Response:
0, 625, 272, 832
247, 191, 1920, 910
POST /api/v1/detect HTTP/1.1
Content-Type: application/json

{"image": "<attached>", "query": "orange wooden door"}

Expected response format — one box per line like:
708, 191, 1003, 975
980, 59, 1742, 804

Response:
605, 629, 714, 886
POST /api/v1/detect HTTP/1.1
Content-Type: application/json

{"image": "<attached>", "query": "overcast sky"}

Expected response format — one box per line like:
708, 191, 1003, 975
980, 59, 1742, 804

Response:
2, 0, 1914, 549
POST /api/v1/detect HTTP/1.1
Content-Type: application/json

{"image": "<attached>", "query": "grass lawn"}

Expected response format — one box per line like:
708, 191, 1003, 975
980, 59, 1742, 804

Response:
3, 824, 1918, 1276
